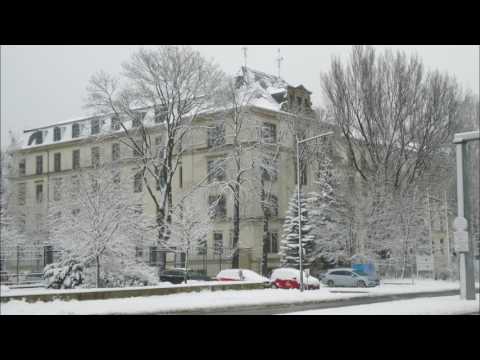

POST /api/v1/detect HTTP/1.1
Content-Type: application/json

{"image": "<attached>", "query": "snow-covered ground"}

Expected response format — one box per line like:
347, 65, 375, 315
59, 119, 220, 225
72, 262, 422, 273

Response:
281, 295, 479, 315
1, 279, 477, 315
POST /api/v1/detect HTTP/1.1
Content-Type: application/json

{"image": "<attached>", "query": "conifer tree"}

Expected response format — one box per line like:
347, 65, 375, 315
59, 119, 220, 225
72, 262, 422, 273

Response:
280, 190, 314, 268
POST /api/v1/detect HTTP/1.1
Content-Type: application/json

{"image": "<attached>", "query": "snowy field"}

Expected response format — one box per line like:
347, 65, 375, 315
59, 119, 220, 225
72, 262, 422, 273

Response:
2, 279, 477, 315
281, 295, 480, 315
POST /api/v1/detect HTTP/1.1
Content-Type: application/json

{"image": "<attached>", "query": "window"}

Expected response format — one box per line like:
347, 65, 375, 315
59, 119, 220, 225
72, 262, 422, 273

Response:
262, 123, 277, 143
112, 143, 120, 161
28, 131, 43, 146
91, 147, 100, 167
91, 119, 100, 135
17, 183, 26, 206
111, 115, 121, 131
265, 195, 279, 218
54, 153, 61, 172
262, 158, 278, 182
440, 238, 444, 255
135, 247, 144, 258
72, 123, 80, 138
154, 106, 167, 123
72, 150, 80, 169
213, 232, 224, 255
132, 112, 145, 128
53, 127, 61, 142
134, 172, 143, 193
53, 178, 62, 201
19, 159, 26, 176
207, 124, 225, 147
207, 159, 225, 183
155, 166, 167, 190
155, 136, 162, 147
36, 155, 43, 175
266, 232, 279, 253
36, 183, 43, 204
209, 195, 226, 219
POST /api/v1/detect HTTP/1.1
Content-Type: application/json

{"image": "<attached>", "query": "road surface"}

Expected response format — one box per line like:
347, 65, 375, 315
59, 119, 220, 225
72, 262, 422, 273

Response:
150, 289, 479, 315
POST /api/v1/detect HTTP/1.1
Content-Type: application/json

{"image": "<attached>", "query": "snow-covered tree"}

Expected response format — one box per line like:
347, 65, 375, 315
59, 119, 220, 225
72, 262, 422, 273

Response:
47, 164, 156, 288
280, 190, 315, 269
309, 152, 350, 269
166, 189, 214, 283
85, 46, 226, 273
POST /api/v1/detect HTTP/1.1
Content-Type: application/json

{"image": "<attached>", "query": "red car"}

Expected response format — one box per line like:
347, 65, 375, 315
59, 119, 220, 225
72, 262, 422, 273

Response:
270, 268, 320, 290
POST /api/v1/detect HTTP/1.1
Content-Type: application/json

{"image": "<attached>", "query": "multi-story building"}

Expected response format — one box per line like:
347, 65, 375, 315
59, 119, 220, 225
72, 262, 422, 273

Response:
5, 66, 454, 279
6, 67, 326, 276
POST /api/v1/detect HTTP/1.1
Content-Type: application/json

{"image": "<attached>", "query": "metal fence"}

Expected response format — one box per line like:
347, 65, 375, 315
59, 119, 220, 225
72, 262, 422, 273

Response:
0, 244, 60, 285
0, 244, 238, 285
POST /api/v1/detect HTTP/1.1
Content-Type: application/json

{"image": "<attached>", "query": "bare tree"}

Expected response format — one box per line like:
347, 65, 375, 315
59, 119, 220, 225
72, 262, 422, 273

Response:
48, 165, 155, 288
167, 189, 214, 283
321, 45, 462, 190
207, 78, 260, 268
85, 46, 225, 270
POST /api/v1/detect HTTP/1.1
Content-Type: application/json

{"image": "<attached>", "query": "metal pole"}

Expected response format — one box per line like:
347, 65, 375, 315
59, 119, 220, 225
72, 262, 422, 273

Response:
16, 245, 20, 285
456, 142, 476, 300
296, 139, 304, 292
444, 190, 451, 273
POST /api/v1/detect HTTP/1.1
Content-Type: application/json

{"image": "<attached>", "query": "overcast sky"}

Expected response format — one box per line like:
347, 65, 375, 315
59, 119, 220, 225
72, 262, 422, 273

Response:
1, 45, 478, 148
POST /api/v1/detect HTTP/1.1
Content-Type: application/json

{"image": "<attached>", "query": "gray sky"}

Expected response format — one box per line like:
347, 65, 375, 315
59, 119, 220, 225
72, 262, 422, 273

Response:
1, 45, 478, 148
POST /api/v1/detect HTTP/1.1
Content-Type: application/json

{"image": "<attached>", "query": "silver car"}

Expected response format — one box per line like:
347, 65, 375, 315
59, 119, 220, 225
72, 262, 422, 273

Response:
322, 268, 379, 288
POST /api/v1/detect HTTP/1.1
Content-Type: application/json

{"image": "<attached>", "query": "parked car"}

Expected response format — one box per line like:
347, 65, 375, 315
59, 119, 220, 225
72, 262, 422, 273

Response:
159, 268, 212, 284
216, 269, 270, 287
270, 268, 320, 290
322, 268, 379, 288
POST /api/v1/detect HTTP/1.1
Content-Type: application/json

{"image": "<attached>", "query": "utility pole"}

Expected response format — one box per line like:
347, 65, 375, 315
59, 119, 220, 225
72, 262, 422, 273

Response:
426, 187, 435, 278
444, 190, 451, 273
453, 130, 479, 300
296, 131, 334, 292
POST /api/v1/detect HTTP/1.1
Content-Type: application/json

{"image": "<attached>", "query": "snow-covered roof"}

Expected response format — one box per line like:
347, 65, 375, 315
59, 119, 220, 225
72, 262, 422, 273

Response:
18, 67, 313, 150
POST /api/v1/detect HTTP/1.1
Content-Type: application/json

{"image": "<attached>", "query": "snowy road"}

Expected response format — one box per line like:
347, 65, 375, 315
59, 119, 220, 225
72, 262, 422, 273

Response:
177, 289, 476, 314
280, 295, 480, 315
2, 280, 478, 315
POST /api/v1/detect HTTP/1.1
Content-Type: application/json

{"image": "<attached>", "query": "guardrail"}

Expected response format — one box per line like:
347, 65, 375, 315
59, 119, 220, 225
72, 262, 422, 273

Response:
0, 281, 267, 304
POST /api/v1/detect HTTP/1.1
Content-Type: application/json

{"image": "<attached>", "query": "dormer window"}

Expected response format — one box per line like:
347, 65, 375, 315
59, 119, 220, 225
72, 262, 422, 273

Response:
111, 115, 121, 131
154, 106, 167, 124
28, 131, 43, 146
91, 119, 100, 135
53, 127, 61, 142
132, 112, 145, 128
72, 123, 80, 138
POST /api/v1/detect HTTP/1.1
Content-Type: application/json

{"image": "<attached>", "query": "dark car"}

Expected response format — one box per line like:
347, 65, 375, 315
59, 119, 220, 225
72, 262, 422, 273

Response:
159, 269, 212, 284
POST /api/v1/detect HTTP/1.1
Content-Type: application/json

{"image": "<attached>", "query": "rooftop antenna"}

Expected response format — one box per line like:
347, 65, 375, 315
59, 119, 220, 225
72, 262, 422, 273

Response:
276, 48, 284, 78
241, 46, 248, 68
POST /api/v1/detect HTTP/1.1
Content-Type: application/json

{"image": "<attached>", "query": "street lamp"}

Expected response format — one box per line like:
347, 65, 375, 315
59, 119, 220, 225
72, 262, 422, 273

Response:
296, 131, 334, 292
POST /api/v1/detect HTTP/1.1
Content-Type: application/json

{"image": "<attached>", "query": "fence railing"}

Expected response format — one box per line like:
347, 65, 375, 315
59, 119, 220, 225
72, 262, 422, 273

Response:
1, 244, 238, 285
0, 244, 60, 285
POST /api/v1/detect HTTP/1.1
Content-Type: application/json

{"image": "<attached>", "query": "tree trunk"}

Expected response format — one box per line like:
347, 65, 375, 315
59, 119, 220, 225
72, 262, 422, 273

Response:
261, 180, 269, 276
96, 256, 101, 288
232, 183, 240, 268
